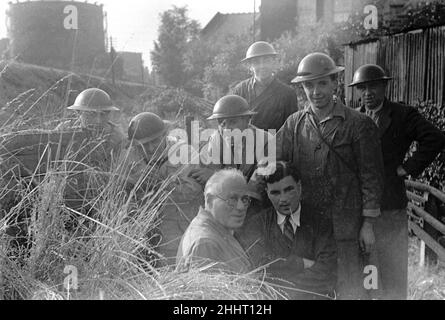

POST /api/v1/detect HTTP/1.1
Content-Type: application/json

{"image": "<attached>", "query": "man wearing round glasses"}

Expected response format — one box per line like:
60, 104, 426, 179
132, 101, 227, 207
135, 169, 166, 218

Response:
176, 169, 252, 273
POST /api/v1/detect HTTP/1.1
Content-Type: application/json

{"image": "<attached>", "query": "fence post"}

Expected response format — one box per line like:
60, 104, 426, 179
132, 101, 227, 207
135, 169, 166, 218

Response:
419, 241, 426, 267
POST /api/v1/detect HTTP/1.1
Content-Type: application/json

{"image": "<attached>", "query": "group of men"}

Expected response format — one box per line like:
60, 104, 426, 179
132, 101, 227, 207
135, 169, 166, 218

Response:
27, 41, 445, 300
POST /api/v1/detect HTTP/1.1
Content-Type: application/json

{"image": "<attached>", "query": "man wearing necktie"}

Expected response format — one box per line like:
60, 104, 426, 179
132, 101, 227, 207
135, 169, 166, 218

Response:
350, 64, 445, 299
237, 161, 337, 299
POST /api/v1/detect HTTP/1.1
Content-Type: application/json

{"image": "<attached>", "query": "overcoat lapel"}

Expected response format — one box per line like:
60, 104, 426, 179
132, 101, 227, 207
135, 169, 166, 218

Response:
250, 78, 278, 110
377, 99, 393, 138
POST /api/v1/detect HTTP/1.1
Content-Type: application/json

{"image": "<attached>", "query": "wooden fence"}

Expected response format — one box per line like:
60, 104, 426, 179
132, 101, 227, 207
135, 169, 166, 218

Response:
406, 180, 445, 265
344, 25, 445, 108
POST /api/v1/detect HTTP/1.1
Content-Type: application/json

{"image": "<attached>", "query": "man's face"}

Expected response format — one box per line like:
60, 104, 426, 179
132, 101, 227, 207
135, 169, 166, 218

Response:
138, 135, 166, 161
79, 110, 111, 129
356, 81, 387, 110
249, 56, 278, 82
218, 116, 250, 131
302, 76, 337, 110
267, 176, 302, 216
208, 177, 249, 230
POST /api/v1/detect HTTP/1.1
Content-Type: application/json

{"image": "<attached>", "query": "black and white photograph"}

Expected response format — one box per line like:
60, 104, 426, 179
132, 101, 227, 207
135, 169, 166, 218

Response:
0, 0, 444, 304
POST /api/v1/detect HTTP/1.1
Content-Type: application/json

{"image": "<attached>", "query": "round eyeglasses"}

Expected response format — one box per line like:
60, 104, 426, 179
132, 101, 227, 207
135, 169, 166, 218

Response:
213, 194, 251, 209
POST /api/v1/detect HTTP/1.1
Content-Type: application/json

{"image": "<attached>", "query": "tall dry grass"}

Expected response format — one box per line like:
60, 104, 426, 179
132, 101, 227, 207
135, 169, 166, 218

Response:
0, 105, 280, 300
408, 237, 445, 300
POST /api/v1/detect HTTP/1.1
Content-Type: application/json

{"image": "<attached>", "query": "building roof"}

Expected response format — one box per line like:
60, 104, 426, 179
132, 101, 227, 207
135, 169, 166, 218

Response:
201, 12, 256, 41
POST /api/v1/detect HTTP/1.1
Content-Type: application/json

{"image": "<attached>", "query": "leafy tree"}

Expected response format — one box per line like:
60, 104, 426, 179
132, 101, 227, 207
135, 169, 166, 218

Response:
151, 6, 200, 88
202, 34, 251, 101
183, 38, 219, 97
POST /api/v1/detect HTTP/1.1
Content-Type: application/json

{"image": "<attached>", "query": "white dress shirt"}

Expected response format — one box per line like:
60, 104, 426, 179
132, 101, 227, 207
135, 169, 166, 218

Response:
276, 204, 301, 234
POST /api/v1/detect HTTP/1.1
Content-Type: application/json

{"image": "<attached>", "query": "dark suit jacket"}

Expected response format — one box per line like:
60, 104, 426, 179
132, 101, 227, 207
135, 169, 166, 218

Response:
232, 77, 299, 131
236, 203, 337, 298
358, 99, 445, 210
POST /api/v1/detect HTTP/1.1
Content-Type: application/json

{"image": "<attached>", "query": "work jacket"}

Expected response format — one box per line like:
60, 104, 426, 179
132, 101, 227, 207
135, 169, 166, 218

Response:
276, 101, 385, 240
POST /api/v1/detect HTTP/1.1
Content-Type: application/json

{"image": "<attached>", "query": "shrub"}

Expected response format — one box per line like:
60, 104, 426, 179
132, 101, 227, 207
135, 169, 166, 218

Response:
413, 101, 445, 190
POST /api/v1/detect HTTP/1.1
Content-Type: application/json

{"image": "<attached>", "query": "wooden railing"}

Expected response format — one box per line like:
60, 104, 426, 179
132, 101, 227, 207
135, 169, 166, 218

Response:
405, 180, 445, 265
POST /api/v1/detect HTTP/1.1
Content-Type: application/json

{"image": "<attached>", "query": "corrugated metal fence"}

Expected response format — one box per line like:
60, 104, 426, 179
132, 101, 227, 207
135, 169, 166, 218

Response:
345, 25, 445, 108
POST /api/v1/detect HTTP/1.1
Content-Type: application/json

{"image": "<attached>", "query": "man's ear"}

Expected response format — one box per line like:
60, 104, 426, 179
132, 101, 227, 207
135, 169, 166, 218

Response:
205, 194, 214, 210
296, 181, 303, 197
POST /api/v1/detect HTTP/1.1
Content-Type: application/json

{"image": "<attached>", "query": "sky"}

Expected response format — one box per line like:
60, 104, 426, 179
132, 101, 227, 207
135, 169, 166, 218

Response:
0, 0, 261, 69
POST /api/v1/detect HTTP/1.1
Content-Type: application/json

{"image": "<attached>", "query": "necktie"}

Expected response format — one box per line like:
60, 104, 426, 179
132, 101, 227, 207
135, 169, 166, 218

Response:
367, 109, 381, 126
283, 215, 295, 247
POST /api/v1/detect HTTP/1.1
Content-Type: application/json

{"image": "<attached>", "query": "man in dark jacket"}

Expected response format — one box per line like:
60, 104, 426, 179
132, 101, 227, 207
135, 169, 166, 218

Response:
232, 41, 299, 131
237, 161, 337, 300
350, 64, 445, 299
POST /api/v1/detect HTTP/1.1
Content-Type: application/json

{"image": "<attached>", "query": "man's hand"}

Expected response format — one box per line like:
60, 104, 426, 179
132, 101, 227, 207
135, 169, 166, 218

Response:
397, 165, 408, 177
303, 258, 315, 269
359, 220, 375, 254
189, 168, 215, 185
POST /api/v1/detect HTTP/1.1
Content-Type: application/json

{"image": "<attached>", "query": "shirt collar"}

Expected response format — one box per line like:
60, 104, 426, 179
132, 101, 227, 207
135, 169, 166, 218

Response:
365, 101, 384, 114
253, 76, 275, 88
304, 98, 346, 121
276, 204, 301, 232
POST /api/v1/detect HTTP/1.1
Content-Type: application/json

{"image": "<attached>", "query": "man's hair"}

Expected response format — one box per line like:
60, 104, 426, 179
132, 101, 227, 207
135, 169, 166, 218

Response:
204, 169, 246, 206
259, 161, 301, 185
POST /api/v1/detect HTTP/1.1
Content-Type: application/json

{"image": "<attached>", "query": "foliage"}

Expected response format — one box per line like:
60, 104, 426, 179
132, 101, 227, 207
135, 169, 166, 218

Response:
202, 34, 251, 101
182, 38, 220, 97
151, 6, 201, 88
408, 237, 445, 300
0, 111, 277, 300
139, 87, 213, 121
413, 101, 445, 190
401, 1, 445, 30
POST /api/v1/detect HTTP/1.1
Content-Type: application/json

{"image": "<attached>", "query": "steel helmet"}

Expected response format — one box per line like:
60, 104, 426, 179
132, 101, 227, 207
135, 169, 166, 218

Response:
348, 64, 393, 87
241, 41, 278, 63
68, 88, 120, 112
128, 112, 169, 144
291, 52, 344, 83
207, 95, 257, 121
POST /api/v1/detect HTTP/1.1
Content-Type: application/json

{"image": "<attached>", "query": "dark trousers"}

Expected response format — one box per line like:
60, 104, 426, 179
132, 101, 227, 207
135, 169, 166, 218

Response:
374, 208, 408, 300
336, 240, 369, 300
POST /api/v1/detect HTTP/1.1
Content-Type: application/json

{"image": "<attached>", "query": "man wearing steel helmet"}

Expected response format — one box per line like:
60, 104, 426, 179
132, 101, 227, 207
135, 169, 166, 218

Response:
56, 88, 126, 148
350, 64, 445, 299
189, 95, 274, 186
123, 112, 204, 264
276, 53, 385, 299
232, 41, 299, 131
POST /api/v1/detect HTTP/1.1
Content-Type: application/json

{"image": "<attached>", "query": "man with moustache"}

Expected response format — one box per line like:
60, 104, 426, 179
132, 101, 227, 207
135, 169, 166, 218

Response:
232, 41, 299, 131
177, 169, 252, 273
276, 53, 385, 299
349, 64, 445, 299
238, 161, 337, 299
